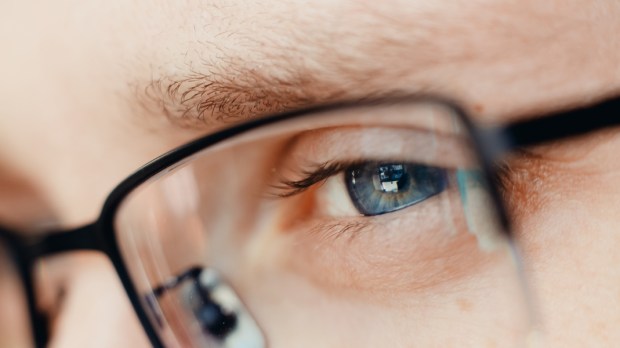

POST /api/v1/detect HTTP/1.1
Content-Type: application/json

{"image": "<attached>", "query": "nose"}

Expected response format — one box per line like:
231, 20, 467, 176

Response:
37, 251, 151, 348
0, 241, 33, 348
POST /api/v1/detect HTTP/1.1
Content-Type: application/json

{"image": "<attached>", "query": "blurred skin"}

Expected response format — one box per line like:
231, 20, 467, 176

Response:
1, 0, 620, 347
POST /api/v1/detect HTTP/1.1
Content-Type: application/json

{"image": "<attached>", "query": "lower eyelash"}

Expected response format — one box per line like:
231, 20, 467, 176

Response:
306, 220, 371, 243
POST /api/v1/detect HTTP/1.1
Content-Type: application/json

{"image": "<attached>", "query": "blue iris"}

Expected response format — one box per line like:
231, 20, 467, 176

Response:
345, 162, 447, 216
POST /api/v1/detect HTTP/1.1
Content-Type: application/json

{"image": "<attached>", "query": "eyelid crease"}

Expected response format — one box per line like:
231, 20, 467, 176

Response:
289, 126, 474, 170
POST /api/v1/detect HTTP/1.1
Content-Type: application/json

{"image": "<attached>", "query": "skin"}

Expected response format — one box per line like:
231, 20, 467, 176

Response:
1, 0, 620, 346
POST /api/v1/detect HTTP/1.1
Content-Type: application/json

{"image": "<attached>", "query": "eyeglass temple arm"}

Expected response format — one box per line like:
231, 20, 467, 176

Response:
490, 96, 620, 154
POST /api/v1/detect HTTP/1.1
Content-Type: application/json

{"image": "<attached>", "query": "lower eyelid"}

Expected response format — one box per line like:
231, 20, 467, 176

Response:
279, 192, 495, 301
306, 220, 371, 242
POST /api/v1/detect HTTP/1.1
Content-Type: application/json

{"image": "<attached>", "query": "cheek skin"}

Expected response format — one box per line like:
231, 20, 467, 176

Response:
270, 190, 510, 304
238, 271, 526, 348
223, 162, 533, 346
228, 195, 530, 348
504, 131, 620, 345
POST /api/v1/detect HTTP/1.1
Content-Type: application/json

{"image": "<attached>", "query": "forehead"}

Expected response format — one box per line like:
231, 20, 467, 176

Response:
1, 0, 619, 127
0, 0, 619, 228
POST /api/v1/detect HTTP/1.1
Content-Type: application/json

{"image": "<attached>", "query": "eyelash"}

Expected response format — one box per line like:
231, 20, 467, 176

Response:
272, 161, 354, 198
269, 161, 369, 241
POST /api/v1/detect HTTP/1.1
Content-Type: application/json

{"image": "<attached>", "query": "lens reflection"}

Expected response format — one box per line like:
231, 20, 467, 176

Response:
116, 100, 533, 347
0, 239, 33, 348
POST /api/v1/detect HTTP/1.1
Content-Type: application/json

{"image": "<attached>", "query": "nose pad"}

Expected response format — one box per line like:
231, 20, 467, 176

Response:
148, 266, 265, 348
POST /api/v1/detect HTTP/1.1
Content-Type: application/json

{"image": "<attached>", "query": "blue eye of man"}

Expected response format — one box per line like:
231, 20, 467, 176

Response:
344, 162, 448, 216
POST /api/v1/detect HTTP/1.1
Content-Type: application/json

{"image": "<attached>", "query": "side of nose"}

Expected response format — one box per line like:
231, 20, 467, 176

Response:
36, 252, 151, 348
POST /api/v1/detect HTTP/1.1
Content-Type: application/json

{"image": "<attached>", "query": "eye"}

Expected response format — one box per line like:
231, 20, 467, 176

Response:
345, 162, 448, 216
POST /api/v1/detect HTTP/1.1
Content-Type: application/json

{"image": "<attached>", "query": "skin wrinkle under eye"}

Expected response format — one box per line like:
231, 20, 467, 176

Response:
277, 188, 507, 305
137, 70, 354, 129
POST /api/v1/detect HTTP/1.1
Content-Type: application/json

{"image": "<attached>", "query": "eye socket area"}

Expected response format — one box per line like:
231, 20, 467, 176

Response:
112, 100, 534, 347
270, 125, 467, 219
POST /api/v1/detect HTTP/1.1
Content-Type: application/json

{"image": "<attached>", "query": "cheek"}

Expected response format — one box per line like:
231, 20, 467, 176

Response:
228, 187, 530, 346
516, 201, 620, 345
509, 132, 620, 345
232, 236, 528, 348
267, 185, 505, 300
279, 207, 488, 299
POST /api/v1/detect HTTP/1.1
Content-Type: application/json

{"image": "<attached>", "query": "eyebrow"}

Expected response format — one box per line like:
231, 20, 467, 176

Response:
126, 5, 523, 128
130, 2, 615, 130
137, 65, 620, 136
131, 12, 436, 128
136, 68, 364, 129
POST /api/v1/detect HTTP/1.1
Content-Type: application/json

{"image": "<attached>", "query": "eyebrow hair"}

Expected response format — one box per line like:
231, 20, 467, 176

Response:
136, 67, 359, 129
131, 8, 435, 129
130, 1, 602, 129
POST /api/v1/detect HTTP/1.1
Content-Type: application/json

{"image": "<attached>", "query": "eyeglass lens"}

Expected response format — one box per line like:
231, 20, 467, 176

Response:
114, 101, 535, 347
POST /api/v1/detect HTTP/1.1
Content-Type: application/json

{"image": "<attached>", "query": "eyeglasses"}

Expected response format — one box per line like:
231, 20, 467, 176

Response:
1, 95, 619, 347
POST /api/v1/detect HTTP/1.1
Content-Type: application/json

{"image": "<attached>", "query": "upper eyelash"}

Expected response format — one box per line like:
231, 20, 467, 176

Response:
271, 161, 352, 198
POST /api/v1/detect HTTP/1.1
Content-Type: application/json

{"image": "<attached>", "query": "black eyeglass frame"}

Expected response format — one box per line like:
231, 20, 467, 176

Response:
1, 94, 620, 348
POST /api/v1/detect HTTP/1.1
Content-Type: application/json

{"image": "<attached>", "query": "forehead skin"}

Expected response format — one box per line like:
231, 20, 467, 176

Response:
0, 0, 618, 226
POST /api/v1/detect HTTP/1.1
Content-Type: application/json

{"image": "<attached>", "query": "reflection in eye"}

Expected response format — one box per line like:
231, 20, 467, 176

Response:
346, 162, 447, 216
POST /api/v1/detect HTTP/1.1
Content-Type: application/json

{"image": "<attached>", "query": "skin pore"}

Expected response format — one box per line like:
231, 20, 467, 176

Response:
1, 0, 620, 347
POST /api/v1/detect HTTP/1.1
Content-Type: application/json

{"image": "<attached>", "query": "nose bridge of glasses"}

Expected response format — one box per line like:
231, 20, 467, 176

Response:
23, 223, 103, 259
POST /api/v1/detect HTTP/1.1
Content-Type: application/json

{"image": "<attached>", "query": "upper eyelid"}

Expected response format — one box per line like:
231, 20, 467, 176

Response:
287, 127, 473, 169
268, 124, 473, 198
